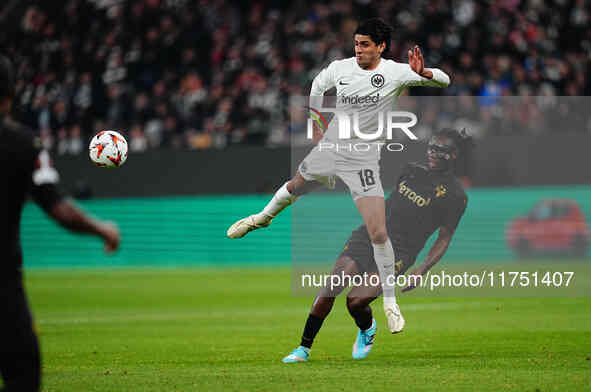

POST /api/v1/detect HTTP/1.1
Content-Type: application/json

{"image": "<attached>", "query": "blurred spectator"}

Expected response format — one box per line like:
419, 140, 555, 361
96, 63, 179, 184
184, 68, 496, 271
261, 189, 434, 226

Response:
69, 124, 84, 155
39, 128, 53, 151
105, 83, 128, 128
129, 123, 148, 152
186, 129, 212, 150
56, 128, 68, 156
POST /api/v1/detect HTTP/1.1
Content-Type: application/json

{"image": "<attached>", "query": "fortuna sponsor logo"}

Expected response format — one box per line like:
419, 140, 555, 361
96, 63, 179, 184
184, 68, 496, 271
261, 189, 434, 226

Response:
398, 181, 431, 207
339, 93, 380, 105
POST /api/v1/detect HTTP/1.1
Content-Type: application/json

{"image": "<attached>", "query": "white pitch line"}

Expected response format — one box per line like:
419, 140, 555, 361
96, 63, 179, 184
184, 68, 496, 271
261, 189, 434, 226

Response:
36, 301, 488, 325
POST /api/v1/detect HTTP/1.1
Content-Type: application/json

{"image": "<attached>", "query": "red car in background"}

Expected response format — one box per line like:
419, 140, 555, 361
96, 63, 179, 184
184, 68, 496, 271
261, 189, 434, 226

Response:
506, 199, 590, 258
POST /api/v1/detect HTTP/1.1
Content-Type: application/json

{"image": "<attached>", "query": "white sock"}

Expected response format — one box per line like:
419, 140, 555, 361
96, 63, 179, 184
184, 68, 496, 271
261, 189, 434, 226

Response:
372, 239, 397, 306
258, 182, 298, 220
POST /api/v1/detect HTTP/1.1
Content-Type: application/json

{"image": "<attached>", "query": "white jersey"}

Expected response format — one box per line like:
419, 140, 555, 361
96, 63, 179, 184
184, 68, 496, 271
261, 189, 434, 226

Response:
309, 57, 450, 144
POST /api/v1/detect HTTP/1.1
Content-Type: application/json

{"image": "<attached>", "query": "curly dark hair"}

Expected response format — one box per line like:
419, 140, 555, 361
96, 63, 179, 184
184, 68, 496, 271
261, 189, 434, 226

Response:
354, 18, 393, 55
434, 128, 475, 157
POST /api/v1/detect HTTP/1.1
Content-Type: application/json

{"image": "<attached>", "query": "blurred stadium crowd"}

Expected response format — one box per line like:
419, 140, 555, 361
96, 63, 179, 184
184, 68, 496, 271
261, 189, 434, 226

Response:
1, 0, 590, 153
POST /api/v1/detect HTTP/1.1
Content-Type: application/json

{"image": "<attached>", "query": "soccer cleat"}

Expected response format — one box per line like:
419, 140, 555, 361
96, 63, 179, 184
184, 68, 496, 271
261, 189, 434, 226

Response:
352, 318, 377, 359
226, 214, 271, 239
384, 303, 405, 334
282, 346, 310, 363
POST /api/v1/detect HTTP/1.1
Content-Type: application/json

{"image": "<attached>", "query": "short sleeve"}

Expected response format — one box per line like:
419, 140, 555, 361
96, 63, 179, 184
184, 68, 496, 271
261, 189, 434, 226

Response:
30, 149, 64, 211
310, 61, 338, 96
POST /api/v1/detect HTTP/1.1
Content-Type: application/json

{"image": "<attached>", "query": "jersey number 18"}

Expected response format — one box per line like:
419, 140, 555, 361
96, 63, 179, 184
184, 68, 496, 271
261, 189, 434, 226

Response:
357, 169, 375, 187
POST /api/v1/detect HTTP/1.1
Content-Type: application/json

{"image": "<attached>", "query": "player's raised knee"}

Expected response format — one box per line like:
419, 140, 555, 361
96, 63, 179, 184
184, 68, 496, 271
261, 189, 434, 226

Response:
347, 296, 366, 312
367, 228, 388, 244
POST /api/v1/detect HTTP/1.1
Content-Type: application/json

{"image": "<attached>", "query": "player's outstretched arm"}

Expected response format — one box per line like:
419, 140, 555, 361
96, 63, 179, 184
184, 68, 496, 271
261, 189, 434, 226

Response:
406, 45, 450, 88
401, 225, 454, 292
47, 200, 120, 253
30, 149, 120, 253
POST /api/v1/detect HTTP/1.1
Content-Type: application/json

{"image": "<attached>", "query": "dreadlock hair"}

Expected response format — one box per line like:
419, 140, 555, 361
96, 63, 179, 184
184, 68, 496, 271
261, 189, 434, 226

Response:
354, 18, 393, 55
0, 54, 15, 99
434, 128, 475, 157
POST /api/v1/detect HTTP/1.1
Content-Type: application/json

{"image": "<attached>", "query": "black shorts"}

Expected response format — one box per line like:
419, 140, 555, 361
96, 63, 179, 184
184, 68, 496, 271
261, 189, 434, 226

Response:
341, 229, 417, 276
0, 278, 41, 392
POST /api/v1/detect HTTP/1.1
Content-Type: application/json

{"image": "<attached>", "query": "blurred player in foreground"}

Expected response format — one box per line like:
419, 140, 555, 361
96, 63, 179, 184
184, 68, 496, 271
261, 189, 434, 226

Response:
228, 18, 451, 333
282, 128, 474, 363
0, 55, 120, 392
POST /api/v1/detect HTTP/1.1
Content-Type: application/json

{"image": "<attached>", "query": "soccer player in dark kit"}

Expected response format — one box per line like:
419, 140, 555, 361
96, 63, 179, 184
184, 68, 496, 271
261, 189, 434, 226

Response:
0, 55, 120, 391
282, 128, 474, 363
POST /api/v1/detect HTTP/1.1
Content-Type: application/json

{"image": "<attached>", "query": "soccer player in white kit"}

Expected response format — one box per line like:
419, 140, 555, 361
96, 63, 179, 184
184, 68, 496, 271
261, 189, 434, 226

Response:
227, 18, 450, 334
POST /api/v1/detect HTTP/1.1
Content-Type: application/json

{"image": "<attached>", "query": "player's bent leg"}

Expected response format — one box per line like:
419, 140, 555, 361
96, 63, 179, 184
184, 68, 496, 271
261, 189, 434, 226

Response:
229, 142, 333, 239
347, 277, 380, 359
283, 255, 358, 363
354, 196, 388, 244
286, 171, 322, 196
354, 196, 404, 333
227, 172, 320, 239
281, 296, 336, 363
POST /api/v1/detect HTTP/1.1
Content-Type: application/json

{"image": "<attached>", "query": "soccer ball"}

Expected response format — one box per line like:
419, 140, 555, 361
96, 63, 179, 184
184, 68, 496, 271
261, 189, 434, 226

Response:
89, 131, 128, 168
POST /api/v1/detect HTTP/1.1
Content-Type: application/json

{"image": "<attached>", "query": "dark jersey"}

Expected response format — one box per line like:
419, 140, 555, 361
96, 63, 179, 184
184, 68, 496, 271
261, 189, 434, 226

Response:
1, 117, 63, 279
386, 162, 467, 256
344, 162, 467, 271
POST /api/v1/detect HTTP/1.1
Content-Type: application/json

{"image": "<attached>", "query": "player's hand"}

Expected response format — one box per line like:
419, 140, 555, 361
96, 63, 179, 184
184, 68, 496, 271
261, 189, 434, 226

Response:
408, 45, 425, 76
401, 266, 426, 293
99, 221, 120, 253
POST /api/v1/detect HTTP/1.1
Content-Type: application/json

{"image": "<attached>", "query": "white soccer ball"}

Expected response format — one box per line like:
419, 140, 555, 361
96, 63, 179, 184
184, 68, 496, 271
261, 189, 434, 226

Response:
89, 130, 128, 168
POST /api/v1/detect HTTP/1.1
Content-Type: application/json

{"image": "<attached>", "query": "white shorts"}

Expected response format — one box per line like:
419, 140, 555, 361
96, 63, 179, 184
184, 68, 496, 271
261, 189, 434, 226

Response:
298, 144, 384, 200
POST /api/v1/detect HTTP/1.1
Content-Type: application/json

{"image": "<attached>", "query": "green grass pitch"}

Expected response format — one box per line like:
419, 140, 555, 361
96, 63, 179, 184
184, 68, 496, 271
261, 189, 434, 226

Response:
15, 267, 591, 391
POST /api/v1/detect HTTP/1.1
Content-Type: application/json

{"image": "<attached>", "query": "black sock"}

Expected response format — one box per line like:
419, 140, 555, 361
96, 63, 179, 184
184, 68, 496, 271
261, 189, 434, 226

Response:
300, 314, 324, 349
351, 308, 372, 331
